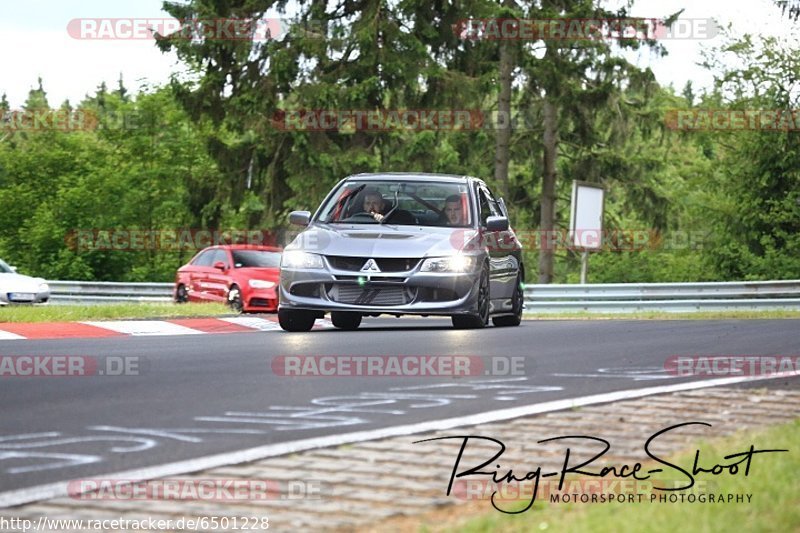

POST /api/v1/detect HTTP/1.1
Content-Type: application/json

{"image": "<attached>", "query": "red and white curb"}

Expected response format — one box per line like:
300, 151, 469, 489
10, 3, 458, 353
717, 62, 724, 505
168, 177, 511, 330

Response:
0, 317, 334, 341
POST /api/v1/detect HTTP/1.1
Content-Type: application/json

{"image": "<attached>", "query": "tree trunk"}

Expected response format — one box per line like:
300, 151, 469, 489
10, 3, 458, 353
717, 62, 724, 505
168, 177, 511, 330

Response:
494, 40, 513, 199
539, 96, 557, 283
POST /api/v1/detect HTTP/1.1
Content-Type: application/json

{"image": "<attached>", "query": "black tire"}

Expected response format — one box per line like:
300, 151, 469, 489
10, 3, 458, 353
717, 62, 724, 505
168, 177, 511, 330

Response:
492, 271, 523, 327
174, 284, 188, 304
331, 311, 362, 330
452, 266, 490, 329
278, 308, 316, 332
227, 285, 244, 313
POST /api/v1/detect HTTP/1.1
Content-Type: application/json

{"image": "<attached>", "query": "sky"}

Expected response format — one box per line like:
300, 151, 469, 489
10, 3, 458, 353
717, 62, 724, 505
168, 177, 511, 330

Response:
0, 0, 797, 108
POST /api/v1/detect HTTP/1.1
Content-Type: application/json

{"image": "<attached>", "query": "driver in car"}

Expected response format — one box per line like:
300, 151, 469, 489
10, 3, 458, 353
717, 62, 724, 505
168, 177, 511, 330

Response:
362, 188, 388, 222
442, 194, 464, 225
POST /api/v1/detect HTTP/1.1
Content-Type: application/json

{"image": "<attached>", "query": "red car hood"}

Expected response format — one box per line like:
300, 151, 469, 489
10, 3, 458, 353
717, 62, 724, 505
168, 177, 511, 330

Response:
238, 268, 280, 280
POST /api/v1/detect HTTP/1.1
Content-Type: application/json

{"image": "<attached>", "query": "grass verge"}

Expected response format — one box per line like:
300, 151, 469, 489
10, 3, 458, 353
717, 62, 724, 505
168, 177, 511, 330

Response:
0, 302, 233, 323
434, 419, 799, 533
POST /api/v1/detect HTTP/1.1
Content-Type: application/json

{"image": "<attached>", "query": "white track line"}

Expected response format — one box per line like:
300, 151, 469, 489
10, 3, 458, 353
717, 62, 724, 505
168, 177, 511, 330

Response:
0, 330, 25, 341
80, 321, 204, 336
220, 317, 282, 331
1, 371, 797, 508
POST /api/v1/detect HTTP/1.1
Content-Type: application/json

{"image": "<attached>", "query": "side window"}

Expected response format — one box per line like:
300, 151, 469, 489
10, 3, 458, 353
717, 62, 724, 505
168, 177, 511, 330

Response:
483, 187, 502, 216
192, 250, 215, 267
478, 188, 500, 226
210, 249, 229, 268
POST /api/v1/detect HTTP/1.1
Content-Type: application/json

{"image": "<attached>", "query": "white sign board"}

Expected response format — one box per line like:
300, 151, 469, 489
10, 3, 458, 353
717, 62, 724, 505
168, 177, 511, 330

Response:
569, 181, 605, 250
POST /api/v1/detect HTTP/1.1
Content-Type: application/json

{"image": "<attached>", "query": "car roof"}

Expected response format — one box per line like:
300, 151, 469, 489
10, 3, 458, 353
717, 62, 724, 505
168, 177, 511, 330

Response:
345, 172, 482, 184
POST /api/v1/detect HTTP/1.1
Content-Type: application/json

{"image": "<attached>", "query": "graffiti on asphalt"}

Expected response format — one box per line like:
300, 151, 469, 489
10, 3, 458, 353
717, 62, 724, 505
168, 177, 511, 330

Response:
0, 378, 562, 475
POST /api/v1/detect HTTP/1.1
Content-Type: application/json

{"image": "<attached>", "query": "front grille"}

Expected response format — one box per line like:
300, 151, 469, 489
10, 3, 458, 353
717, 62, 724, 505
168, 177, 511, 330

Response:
417, 287, 459, 302
326, 256, 420, 272
290, 284, 321, 298
334, 275, 406, 283
326, 284, 415, 306
249, 298, 276, 308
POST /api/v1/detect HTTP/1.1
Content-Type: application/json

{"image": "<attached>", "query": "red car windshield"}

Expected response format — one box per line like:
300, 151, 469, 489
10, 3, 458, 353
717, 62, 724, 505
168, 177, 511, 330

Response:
232, 250, 281, 268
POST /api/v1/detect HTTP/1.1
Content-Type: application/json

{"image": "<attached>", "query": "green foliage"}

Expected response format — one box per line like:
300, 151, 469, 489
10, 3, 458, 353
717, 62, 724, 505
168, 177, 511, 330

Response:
700, 32, 800, 280
0, 3, 797, 283
0, 82, 220, 281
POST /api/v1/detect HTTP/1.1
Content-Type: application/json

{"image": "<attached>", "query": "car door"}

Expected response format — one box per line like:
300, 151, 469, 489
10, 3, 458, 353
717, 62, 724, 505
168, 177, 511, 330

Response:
205, 248, 231, 302
477, 185, 515, 300
189, 249, 216, 301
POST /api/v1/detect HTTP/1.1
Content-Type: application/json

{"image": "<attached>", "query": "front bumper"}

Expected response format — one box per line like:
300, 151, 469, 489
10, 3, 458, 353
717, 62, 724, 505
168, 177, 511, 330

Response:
0, 290, 50, 305
242, 288, 278, 312
279, 262, 481, 316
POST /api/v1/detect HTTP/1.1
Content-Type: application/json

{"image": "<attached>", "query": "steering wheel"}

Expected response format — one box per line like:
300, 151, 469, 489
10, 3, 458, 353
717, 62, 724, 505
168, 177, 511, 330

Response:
342, 212, 380, 222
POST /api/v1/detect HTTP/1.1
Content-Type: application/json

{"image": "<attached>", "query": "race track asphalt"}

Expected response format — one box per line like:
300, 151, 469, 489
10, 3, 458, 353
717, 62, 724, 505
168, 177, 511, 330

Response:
1, 318, 798, 493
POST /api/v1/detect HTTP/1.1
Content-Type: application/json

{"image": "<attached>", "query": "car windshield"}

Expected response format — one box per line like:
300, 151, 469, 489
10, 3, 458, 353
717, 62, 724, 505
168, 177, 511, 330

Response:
0, 259, 14, 273
231, 250, 282, 268
317, 180, 472, 227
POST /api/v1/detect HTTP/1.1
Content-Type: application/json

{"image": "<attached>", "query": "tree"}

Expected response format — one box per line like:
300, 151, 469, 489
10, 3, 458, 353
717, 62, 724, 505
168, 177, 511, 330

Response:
156, 0, 499, 226
702, 32, 800, 279
519, 0, 678, 282
23, 77, 49, 111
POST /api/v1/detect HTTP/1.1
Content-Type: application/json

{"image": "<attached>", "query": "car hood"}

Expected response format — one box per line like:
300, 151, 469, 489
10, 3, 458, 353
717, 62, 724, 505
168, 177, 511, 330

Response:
288, 224, 479, 258
0, 273, 47, 292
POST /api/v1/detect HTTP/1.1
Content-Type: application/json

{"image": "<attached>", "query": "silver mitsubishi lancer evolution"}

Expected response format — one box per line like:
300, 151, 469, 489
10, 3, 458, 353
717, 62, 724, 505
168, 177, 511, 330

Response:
278, 173, 524, 331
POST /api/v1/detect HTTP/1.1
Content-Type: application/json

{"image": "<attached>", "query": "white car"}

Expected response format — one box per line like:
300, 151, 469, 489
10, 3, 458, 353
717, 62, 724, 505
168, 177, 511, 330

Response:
0, 259, 50, 305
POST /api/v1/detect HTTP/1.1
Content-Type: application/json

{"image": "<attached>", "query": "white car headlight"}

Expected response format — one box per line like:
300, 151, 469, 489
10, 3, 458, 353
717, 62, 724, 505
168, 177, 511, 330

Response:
420, 256, 477, 273
38, 283, 50, 292
249, 279, 276, 289
281, 251, 324, 269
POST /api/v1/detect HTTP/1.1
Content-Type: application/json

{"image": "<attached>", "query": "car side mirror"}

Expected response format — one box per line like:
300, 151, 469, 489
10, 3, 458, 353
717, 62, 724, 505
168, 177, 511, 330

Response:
486, 216, 509, 232
289, 211, 311, 227
213, 261, 227, 271
9, 266, 17, 273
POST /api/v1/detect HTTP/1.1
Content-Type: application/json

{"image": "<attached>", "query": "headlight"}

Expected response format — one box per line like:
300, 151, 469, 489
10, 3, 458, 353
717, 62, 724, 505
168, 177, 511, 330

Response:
420, 256, 477, 273
38, 283, 50, 292
249, 279, 276, 289
281, 251, 324, 269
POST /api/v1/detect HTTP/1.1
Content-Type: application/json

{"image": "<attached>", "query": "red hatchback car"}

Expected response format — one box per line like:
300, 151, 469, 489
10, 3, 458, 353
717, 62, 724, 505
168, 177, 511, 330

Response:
174, 245, 282, 312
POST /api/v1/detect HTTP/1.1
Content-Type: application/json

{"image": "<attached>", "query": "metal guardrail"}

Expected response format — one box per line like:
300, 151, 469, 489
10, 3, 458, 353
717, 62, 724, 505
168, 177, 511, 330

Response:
47, 281, 173, 305
523, 280, 800, 313
45, 279, 800, 312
